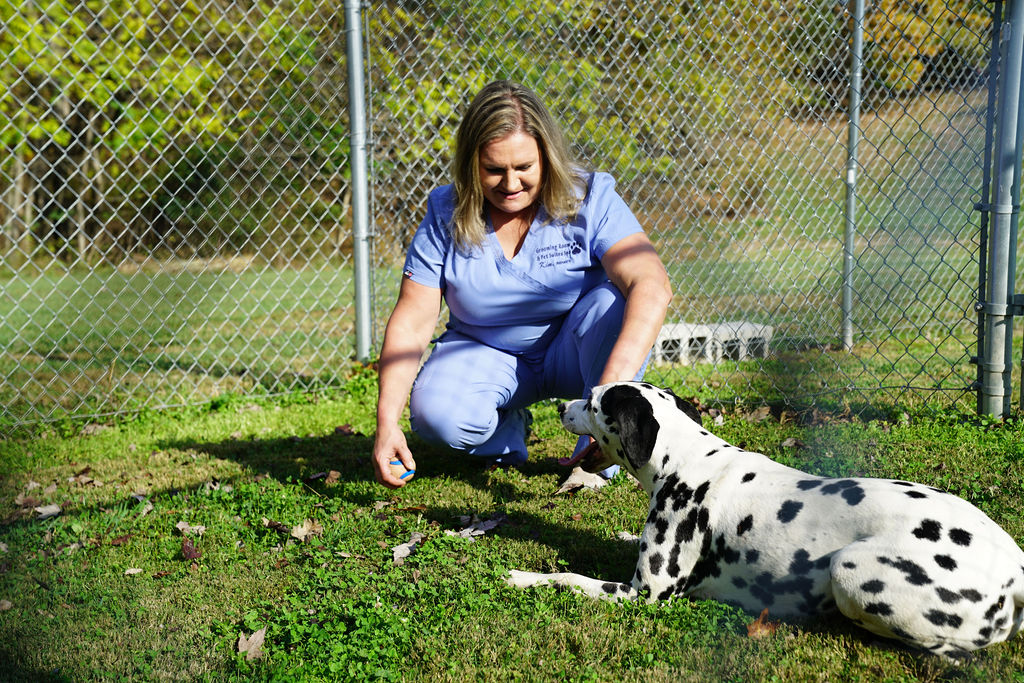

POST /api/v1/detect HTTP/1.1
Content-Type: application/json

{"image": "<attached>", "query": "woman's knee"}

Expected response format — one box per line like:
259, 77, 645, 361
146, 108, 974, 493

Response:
409, 389, 495, 451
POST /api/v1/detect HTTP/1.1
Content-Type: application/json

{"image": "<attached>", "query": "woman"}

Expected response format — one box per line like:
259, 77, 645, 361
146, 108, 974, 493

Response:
373, 80, 671, 489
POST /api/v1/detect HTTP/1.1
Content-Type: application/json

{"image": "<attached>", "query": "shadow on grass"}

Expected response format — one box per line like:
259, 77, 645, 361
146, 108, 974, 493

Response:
150, 427, 636, 577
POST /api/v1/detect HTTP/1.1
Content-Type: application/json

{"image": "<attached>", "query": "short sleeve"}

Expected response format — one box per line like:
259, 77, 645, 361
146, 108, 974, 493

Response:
402, 185, 455, 289
584, 172, 644, 261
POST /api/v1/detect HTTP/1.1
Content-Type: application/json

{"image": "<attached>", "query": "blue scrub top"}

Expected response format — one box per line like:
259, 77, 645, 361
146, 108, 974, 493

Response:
403, 172, 643, 356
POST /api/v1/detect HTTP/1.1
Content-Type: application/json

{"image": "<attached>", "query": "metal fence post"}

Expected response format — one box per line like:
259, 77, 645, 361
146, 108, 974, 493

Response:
980, 0, 1024, 417
346, 0, 373, 362
842, 0, 865, 353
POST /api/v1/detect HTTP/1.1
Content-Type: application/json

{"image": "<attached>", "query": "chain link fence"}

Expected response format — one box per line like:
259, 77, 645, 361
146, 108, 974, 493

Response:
0, 1, 1006, 432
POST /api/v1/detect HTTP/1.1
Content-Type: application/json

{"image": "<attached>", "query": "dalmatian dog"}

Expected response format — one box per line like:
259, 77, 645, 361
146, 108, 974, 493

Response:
507, 382, 1024, 658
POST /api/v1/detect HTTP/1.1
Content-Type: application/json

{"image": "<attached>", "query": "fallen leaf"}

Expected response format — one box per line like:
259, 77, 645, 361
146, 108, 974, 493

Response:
290, 519, 324, 543
15, 494, 38, 508
152, 570, 171, 578
781, 437, 806, 449
110, 534, 134, 546
747, 608, 780, 639
25, 481, 41, 491
175, 521, 206, 537
0, 599, 12, 611
0, 542, 7, 553
181, 537, 202, 561
334, 424, 357, 436
261, 518, 290, 534
34, 504, 61, 520
324, 470, 341, 485
238, 628, 266, 661
137, 502, 154, 517
743, 406, 772, 423
392, 532, 425, 565
443, 514, 508, 542
124, 568, 143, 575
303, 472, 327, 482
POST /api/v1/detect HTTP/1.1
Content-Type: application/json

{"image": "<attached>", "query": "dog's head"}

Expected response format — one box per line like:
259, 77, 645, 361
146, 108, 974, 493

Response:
559, 382, 702, 475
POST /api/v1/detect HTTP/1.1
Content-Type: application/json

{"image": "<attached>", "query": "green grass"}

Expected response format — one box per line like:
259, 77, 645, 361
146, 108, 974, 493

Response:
1, 368, 1023, 681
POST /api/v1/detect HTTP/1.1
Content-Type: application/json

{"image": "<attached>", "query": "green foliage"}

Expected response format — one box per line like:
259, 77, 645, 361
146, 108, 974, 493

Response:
1, 377, 1023, 680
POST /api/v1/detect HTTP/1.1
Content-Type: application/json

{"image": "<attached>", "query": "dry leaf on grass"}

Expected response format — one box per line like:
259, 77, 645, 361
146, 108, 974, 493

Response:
392, 532, 425, 565
261, 517, 290, 535
747, 608, 780, 639
444, 514, 508, 542
290, 519, 323, 543
238, 628, 266, 661
0, 599, 12, 611
124, 568, 143, 576
34, 504, 61, 520
175, 521, 206, 536
181, 537, 202, 561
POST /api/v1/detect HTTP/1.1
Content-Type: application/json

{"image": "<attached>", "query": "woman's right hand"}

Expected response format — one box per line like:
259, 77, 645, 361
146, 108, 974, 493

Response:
373, 423, 417, 489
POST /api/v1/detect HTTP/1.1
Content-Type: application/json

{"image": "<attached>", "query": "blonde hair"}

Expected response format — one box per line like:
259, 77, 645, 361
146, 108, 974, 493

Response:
451, 80, 585, 250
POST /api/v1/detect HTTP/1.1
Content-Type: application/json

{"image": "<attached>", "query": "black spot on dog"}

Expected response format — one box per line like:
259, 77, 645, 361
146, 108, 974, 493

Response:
677, 508, 699, 543
934, 554, 957, 571
661, 455, 669, 467
704, 448, 719, 457
696, 507, 710, 532
842, 561, 856, 569
648, 552, 664, 575
960, 589, 983, 603
983, 599, 1004, 620
892, 481, 914, 487
979, 626, 993, 638
777, 500, 803, 523
732, 576, 748, 589
601, 582, 622, 595
878, 556, 932, 585
925, 610, 963, 628
736, 515, 753, 536
815, 554, 832, 570
905, 490, 927, 499
912, 519, 942, 542
667, 544, 682, 578
741, 472, 756, 483
797, 479, 822, 490
790, 550, 814, 575
820, 479, 857, 495
865, 602, 893, 616
843, 486, 866, 505
654, 517, 669, 544
949, 528, 973, 547
693, 481, 710, 504
861, 579, 885, 594
936, 587, 962, 604
745, 549, 760, 564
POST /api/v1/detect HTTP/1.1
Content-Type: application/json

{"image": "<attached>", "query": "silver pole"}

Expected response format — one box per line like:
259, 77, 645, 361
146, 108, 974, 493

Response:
842, 0, 865, 352
982, 0, 1024, 416
346, 0, 373, 362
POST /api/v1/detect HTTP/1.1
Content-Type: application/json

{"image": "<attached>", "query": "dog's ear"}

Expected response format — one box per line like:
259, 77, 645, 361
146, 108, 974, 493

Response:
675, 396, 703, 427
662, 387, 703, 427
600, 384, 659, 470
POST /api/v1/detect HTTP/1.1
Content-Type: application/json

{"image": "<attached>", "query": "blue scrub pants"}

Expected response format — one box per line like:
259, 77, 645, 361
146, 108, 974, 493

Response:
408, 282, 648, 466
